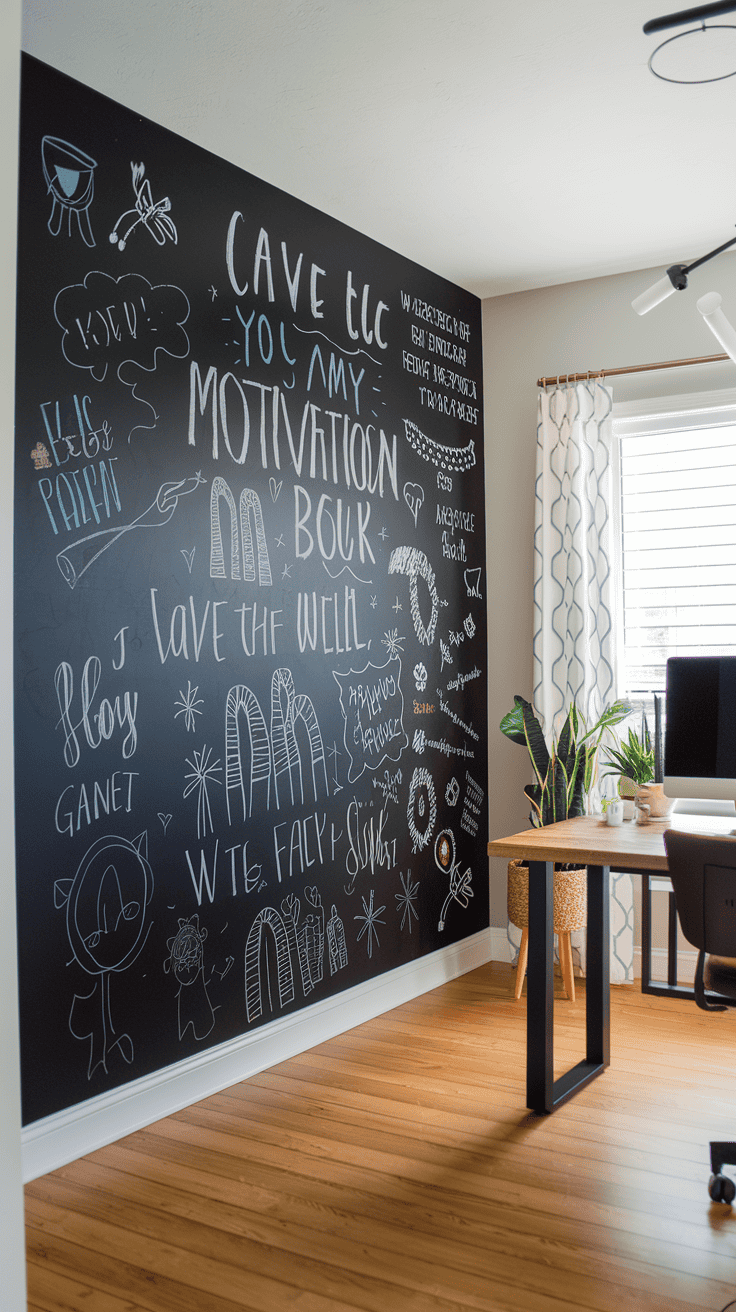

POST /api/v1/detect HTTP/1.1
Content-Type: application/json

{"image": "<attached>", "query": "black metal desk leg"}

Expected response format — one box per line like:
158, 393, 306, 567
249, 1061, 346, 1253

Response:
526, 859, 554, 1112
641, 872, 652, 991
586, 864, 610, 1069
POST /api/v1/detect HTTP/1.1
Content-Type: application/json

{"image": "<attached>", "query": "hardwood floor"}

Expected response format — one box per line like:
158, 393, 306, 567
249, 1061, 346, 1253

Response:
25, 961, 736, 1312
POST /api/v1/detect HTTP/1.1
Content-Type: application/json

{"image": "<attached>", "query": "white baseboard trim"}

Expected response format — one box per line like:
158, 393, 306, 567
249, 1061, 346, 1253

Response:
489, 927, 513, 962
21, 929, 491, 1182
633, 945, 697, 984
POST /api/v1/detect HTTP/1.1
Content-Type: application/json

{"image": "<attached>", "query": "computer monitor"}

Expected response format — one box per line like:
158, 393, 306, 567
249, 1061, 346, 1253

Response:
664, 656, 736, 808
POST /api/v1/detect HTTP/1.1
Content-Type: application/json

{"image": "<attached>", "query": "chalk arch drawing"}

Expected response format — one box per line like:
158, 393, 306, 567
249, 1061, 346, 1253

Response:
210, 477, 272, 585
388, 545, 441, 646
407, 766, 437, 853
245, 906, 295, 1023
226, 669, 329, 823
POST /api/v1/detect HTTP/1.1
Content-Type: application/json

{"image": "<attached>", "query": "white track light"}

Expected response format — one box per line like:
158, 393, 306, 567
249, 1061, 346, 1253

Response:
697, 291, 736, 363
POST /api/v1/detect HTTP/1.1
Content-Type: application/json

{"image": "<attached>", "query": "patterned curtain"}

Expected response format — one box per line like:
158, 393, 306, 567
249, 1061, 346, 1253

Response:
507, 379, 634, 984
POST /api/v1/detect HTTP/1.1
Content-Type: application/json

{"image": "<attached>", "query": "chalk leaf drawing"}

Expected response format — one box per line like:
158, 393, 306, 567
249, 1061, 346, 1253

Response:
54, 831, 154, 1079
110, 162, 178, 251
42, 136, 97, 247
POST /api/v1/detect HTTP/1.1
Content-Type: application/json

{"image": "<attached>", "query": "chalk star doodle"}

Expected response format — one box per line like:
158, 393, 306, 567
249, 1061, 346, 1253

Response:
393, 597, 403, 613
382, 629, 405, 658
31, 442, 52, 470
174, 681, 204, 732
370, 596, 377, 609
210, 286, 218, 301
396, 870, 419, 933
275, 534, 285, 548
183, 744, 222, 840
378, 526, 389, 541
282, 562, 292, 579
354, 889, 386, 959
403, 417, 476, 472
109, 162, 178, 251
434, 829, 473, 931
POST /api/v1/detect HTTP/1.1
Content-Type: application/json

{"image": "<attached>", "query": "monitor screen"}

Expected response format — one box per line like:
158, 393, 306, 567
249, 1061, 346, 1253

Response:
664, 656, 736, 804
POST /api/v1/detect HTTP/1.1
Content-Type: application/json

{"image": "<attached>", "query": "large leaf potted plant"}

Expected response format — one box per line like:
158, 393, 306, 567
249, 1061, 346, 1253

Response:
499, 693, 630, 1001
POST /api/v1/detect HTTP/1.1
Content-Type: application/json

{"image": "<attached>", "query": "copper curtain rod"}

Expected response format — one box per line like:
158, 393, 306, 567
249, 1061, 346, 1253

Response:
537, 351, 730, 389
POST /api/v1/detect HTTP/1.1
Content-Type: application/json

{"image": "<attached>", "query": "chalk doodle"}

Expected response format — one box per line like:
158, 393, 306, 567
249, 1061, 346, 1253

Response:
183, 744, 222, 840
175, 681, 204, 732
333, 656, 408, 783
388, 545, 444, 646
413, 662, 428, 692
158, 812, 172, 834
57, 473, 204, 590
372, 766, 402, 805
464, 614, 476, 638
327, 905, 349, 974
225, 668, 329, 821
244, 892, 347, 1022
439, 640, 453, 670
437, 470, 453, 492
181, 547, 196, 574
445, 777, 460, 806
403, 417, 476, 471
164, 914, 233, 1041
269, 477, 283, 502
403, 481, 424, 526
381, 629, 405, 658
407, 766, 437, 853
436, 688, 479, 741
464, 568, 483, 599
323, 561, 373, 585
460, 771, 485, 837
42, 136, 97, 247
327, 740, 343, 794
110, 162, 178, 251
395, 869, 419, 933
31, 442, 52, 470
245, 906, 295, 1023
281, 886, 326, 997
434, 829, 473, 931
354, 889, 386, 958
412, 729, 426, 754
54, 831, 154, 1079
210, 478, 272, 585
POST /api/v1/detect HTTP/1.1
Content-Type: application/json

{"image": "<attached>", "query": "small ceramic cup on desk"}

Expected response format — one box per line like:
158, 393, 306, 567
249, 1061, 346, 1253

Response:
606, 799, 624, 826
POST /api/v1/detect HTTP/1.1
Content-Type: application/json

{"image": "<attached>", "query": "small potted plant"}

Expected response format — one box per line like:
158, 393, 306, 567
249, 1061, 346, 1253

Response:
602, 712, 672, 818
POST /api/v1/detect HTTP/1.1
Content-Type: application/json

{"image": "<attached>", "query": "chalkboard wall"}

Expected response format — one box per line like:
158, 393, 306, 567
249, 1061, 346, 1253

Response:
15, 54, 488, 1126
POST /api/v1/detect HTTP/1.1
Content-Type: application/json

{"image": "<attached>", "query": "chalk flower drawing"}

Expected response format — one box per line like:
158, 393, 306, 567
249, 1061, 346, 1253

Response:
354, 889, 386, 959
382, 628, 405, 658
175, 681, 204, 732
183, 744, 222, 839
396, 870, 419, 932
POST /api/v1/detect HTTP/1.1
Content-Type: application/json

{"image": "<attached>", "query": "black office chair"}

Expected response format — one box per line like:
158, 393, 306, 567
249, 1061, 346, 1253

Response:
663, 828, 736, 1204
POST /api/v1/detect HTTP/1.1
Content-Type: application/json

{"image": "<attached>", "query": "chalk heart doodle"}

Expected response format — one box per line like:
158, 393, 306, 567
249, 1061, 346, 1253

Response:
403, 481, 424, 527
269, 477, 283, 502
332, 656, 409, 785
54, 270, 190, 385
54, 831, 154, 1080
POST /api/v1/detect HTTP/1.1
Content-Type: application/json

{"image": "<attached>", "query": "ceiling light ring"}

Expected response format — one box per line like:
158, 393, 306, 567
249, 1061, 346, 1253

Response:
648, 22, 736, 82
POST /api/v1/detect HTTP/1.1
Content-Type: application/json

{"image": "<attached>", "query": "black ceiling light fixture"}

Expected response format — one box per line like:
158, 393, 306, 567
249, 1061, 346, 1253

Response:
645, 0, 736, 82
632, 229, 736, 313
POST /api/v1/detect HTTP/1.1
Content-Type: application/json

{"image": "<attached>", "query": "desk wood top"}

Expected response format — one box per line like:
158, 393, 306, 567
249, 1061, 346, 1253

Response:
487, 813, 736, 871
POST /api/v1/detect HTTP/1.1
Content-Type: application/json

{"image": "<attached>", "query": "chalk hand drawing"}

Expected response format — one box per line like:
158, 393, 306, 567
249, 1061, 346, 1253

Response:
403, 417, 476, 472
413, 662, 428, 693
164, 914, 216, 1041
396, 869, 419, 933
54, 831, 154, 1079
464, 568, 483, 599
31, 442, 52, 470
158, 812, 172, 833
269, 477, 283, 502
434, 829, 473, 931
181, 547, 196, 573
403, 482, 424, 526
57, 472, 205, 590
407, 766, 437, 853
175, 681, 204, 732
354, 889, 386, 959
210, 479, 272, 585
110, 162, 178, 251
333, 656, 408, 784
322, 561, 373, 585
226, 668, 329, 822
42, 136, 97, 247
388, 546, 442, 646
184, 744, 222, 839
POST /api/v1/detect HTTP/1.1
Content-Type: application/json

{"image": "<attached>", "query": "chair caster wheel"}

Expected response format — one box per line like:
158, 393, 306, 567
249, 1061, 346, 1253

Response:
709, 1173, 735, 1204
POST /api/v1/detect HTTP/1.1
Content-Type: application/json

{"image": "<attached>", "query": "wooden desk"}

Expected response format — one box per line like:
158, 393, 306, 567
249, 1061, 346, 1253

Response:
488, 813, 736, 1114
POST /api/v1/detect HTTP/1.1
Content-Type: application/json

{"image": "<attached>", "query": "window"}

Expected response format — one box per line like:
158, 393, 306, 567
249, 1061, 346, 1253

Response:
613, 390, 736, 717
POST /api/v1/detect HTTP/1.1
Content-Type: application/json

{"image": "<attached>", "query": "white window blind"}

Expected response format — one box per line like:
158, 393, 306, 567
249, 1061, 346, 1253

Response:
614, 390, 736, 700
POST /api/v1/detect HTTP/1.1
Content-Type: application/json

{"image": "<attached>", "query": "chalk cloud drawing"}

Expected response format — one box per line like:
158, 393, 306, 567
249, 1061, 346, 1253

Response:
354, 889, 385, 958
403, 417, 476, 471
225, 668, 329, 822
434, 828, 473, 931
210, 479, 272, 585
403, 481, 424, 526
164, 914, 231, 1041
57, 473, 204, 590
407, 766, 437, 853
396, 869, 419, 933
110, 162, 178, 251
42, 136, 97, 247
332, 656, 408, 784
388, 546, 443, 646
54, 831, 154, 1079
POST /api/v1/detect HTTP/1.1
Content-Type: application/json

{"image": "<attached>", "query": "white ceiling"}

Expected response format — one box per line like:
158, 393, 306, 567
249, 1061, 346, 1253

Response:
21, 0, 736, 298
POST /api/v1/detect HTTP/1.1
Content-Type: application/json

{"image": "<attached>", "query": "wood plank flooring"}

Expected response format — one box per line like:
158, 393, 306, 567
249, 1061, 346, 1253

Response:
25, 962, 736, 1312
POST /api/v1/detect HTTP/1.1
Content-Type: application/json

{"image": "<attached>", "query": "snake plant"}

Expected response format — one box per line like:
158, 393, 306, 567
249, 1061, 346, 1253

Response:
500, 694, 630, 828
